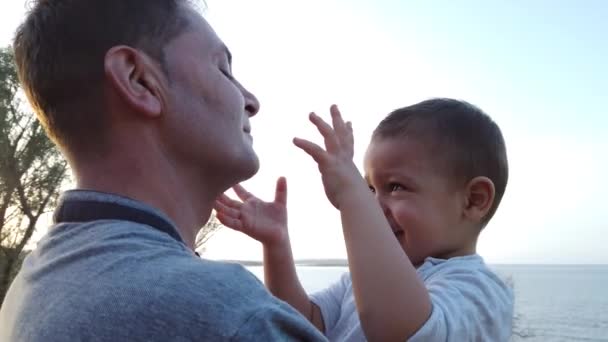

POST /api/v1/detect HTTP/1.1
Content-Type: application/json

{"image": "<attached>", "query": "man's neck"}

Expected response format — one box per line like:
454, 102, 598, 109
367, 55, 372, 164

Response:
74, 153, 218, 250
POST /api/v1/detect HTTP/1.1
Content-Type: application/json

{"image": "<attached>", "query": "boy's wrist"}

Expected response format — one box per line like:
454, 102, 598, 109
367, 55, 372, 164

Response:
335, 173, 370, 209
263, 234, 295, 265
262, 228, 291, 250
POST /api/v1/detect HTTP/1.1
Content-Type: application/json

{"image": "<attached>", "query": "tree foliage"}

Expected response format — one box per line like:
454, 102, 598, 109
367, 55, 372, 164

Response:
0, 47, 68, 305
195, 212, 223, 255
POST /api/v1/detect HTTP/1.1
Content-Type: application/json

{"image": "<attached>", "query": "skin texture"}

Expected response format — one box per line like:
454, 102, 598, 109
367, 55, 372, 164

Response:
76, 6, 260, 249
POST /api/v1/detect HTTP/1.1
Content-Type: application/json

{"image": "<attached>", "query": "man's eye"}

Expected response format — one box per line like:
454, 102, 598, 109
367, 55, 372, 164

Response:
220, 69, 234, 80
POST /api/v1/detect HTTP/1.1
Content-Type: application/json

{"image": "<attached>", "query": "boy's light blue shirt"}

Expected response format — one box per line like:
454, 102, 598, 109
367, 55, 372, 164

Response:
0, 190, 327, 341
310, 254, 514, 341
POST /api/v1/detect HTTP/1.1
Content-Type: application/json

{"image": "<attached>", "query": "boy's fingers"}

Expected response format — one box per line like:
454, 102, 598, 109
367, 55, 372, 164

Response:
213, 199, 226, 212
216, 193, 233, 205
216, 194, 241, 209
233, 184, 253, 201
330, 104, 348, 139
309, 112, 339, 152
274, 177, 288, 205
293, 137, 329, 165
213, 200, 240, 219
345, 121, 354, 151
215, 211, 243, 231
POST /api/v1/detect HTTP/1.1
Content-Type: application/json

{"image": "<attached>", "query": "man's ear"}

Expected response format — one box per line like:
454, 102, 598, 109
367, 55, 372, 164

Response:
104, 46, 164, 118
463, 176, 495, 224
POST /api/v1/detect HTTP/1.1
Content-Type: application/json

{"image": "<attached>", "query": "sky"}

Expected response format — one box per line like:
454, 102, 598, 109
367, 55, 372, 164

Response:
1, 1, 607, 264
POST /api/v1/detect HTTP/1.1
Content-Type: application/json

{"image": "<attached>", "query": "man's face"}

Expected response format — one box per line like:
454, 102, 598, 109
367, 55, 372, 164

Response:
160, 8, 260, 186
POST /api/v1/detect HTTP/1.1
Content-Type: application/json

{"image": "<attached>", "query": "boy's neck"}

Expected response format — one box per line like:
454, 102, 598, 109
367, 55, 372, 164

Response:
431, 234, 479, 262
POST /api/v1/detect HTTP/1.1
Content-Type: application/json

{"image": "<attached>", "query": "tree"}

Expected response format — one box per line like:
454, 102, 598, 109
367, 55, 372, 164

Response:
0, 47, 68, 305
195, 212, 223, 255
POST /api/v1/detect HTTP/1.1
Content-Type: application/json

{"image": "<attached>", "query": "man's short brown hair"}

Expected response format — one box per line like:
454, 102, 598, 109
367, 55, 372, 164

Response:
372, 98, 509, 226
13, 0, 194, 151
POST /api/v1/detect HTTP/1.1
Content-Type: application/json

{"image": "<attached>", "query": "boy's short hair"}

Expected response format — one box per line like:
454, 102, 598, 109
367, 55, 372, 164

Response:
13, 0, 194, 152
372, 98, 508, 226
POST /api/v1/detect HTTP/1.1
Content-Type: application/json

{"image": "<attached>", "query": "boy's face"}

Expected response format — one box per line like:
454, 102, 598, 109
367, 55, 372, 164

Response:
364, 137, 474, 267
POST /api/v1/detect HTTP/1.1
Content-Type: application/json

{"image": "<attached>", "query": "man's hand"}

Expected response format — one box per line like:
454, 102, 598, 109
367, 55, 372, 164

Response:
214, 177, 289, 247
293, 104, 366, 209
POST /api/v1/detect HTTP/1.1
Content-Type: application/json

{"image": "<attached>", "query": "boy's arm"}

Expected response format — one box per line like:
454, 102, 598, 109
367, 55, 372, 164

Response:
215, 178, 325, 332
230, 303, 328, 341
263, 234, 325, 332
339, 185, 431, 341
293, 106, 431, 341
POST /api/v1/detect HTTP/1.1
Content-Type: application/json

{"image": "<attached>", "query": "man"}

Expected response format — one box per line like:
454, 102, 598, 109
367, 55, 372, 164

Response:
0, 0, 327, 341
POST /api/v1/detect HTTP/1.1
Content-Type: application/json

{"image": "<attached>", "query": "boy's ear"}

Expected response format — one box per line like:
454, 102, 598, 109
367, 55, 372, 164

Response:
463, 176, 495, 224
104, 46, 165, 118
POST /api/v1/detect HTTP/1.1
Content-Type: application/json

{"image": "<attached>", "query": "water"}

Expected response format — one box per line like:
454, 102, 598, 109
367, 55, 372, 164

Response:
495, 265, 608, 341
247, 264, 608, 341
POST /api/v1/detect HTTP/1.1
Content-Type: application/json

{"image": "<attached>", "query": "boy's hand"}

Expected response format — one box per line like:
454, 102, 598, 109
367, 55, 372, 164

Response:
293, 105, 365, 209
214, 177, 289, 247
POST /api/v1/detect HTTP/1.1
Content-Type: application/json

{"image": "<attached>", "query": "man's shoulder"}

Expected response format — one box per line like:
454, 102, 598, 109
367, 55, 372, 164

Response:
157, 257, 269, 301
7, 206, 326, 340
126, 258, 326, 340
43, 220, 268, 299
40, 223, 282, 322
58, 250, 311, 339
96, 248, 270, 306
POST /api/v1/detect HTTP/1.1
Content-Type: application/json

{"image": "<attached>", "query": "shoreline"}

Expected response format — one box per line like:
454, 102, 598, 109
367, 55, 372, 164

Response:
220, 259, 349, 267
216, 259, 608, 267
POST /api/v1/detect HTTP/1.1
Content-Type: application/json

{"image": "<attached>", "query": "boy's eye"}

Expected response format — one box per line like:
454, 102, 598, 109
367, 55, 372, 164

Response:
368, 185, 376, 193
389, 183, 404, 192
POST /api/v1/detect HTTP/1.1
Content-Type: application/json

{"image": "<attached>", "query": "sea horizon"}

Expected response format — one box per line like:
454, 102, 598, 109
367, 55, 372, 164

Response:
215, 258, 608, 267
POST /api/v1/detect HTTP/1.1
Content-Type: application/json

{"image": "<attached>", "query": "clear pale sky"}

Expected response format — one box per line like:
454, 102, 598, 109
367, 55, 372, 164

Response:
1, 1, 606, 264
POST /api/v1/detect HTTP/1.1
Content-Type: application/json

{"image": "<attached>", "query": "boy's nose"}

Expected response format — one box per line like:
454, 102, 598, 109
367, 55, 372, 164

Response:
377, 197, 391, 216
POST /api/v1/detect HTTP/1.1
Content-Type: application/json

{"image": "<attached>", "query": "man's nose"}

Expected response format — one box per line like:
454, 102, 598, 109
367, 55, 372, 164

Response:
242, 87, 260, 117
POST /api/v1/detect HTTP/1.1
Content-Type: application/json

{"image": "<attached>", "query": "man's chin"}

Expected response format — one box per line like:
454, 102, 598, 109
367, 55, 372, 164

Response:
243, 154, 260, 179
233, 152, 260, 182
209, 155, 259, 198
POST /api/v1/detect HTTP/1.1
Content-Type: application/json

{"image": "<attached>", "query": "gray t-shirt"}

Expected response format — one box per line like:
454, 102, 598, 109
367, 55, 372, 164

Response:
310, 254, 513, 341
0, 190, 327, 341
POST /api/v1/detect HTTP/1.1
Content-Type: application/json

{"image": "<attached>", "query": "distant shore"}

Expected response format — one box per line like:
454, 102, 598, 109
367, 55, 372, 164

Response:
216, 259, 608, 267
220, 259, 348, 267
